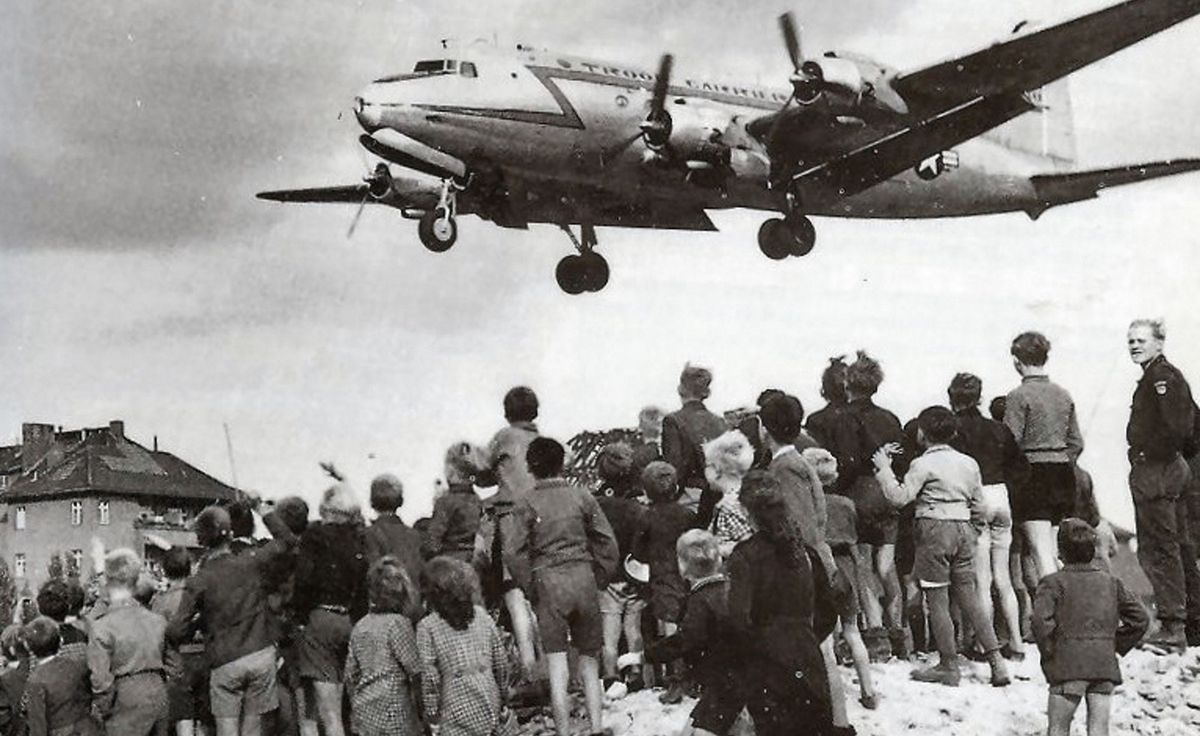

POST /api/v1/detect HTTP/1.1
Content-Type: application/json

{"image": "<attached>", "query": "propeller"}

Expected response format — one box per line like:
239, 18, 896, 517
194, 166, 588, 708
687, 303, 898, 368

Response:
601, 53, 675, 164
346, 163, 392, 239
779, 12, 823, 104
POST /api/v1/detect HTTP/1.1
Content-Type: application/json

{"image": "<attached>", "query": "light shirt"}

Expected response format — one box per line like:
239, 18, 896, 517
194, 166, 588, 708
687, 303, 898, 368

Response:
876, 445, 983, 521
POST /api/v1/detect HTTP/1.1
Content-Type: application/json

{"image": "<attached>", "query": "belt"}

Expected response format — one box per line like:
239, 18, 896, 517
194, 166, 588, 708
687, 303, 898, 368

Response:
1129, 448, 1180, 465
115, 669, 164, 681
316, 604, 349, 615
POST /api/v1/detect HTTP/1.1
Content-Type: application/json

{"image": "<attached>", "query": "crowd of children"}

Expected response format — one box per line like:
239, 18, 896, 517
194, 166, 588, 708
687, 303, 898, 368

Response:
0, 334, 1180, 736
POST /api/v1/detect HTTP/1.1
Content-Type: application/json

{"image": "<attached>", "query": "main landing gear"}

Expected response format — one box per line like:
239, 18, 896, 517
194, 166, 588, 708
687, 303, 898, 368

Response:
417, 178, 463, 253
757, 211, 816, 260
555, 223, 609, 295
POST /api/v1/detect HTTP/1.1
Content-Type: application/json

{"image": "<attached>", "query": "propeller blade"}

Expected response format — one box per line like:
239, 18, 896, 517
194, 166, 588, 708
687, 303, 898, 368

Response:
650, 54, 674, 116
780, 13, 802, 70
346, 193, 368, 239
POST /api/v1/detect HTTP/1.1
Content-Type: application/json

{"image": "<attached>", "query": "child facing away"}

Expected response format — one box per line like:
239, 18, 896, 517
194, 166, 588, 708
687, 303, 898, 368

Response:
424, 442, 488, 562
1032, 519, 1149, 736
416, 557, 511, 736
872, 406, 1010, 687
35, 580, 89, 660
0, 624, 31, 736
639, 530, 739, 736
346, 557, 422, 736
21, 616, 98, 736
149, 546, 209, 736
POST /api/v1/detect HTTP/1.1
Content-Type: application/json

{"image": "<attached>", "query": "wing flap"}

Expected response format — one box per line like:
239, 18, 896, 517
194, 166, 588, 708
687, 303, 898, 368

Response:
1027, 158, 1200, 216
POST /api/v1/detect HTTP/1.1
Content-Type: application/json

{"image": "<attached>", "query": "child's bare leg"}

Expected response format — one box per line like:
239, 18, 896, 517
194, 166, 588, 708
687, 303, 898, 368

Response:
974, 530, 996, 632
841, 618, 876, 703
1084, 692, 1111, 736
1022, 521, 1058, 581
1047, 692, 1081, 736
820, 636, 849, 727
992, 542, 1022, 651
578, 653, 605, 732
294, 685, 317, 736
505, 587, 539, 678
877, 544, 903, 631
311, 682, 344, 736
601, 609, 622, 679
856, 543, 883, 628
239, 712, 263, 736
623, 603, 650, 685
546, 652, 572, 736
175, 721, 195, 736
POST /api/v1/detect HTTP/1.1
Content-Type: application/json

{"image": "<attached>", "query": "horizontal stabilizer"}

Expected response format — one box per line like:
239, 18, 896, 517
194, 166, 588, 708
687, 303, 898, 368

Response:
1027, 158, 1200, 218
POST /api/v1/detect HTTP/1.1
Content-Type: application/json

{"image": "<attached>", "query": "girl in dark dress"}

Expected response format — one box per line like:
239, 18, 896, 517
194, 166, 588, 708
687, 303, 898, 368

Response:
728, 470, 840, 736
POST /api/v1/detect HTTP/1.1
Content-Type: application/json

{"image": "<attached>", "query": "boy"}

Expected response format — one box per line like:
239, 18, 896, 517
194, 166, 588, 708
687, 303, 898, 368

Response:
1032, 519, 1149, 736
0, 624, 31, 736
872, 406, 1010, 687
21, 616, 97, 736
35, 580, 89, 660
510, 437, 618, 736
642, 530, 737, 736
150, 546, 209, 736
364, 473, 424, 586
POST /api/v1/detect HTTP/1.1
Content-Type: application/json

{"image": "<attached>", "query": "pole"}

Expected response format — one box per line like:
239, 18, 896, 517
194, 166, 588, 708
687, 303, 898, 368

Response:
223, 422, 239, 489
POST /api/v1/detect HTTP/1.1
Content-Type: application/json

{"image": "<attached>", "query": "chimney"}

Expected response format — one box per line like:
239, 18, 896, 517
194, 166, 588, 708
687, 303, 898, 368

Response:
109, 420, 125, 442
21, 423, 56, 474
153, 435, 158, 452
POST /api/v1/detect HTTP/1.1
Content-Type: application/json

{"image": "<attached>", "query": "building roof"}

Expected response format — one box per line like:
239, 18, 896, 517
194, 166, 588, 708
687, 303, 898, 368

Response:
0, 423, 238, 504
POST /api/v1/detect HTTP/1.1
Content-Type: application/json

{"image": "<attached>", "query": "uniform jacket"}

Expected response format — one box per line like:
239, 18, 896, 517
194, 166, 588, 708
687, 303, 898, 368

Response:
487, 421, 539, 502
952, 407, 1031, 490
1128, 355, 1196, 461
22, 655, 95, 736
509, 478, 619, 590
663, 401, 728, 493
1005, 375, 1084, 464
424, 484, 483, 561
645, 575, 735, 692
1032, 561, 1149, 684
364, 514, 424, 585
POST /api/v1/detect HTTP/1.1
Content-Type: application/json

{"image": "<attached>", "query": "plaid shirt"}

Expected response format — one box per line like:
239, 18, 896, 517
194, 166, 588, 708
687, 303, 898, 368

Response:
345, 613, 420, 736
712, 496, 754, 549
416, 607, 508, 735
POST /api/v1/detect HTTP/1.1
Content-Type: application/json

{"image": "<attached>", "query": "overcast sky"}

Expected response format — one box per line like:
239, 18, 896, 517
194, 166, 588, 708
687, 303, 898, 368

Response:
3, 0, 1200, 525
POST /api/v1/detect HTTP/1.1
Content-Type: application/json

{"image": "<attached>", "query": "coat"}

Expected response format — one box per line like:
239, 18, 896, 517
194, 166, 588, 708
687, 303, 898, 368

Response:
634, 501, 701, 622
509, 478, 619, 591
663, 401, 728, 493
364, 515, 425, 585
767, 449, 827, 548
1032, 562, 1150, 684
425, 484, 483, 561
645, 575, 735, 693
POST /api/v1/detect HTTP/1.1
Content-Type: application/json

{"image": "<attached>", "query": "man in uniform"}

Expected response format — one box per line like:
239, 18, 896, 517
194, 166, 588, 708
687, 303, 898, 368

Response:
1127, 318, 1200, 651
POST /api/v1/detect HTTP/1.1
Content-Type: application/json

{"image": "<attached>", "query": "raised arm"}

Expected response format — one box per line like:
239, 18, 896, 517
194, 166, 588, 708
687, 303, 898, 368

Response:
873, 448, 923, 508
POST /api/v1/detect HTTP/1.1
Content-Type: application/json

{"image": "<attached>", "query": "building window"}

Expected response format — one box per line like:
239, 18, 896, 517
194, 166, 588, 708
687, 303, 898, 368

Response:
71, 501, 82, 526
14, 554, 25, 579
70, 549, 83, 576
15, 506, 25, 530
98, 500, 111, 526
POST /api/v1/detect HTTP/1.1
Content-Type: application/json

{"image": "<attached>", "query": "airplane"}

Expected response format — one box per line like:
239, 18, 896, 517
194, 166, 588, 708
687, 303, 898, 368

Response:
259, 0, 1200, 294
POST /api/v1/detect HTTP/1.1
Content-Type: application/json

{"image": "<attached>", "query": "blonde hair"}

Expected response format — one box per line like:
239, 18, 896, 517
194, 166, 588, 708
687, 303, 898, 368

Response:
104, 548, 142, 588
704, 431, 754, 496
1129, 318, 1166, 340
676, 529, 721, 578
443, 442, 488, 485
801, 447, 838, 487
319, 482, 363, 525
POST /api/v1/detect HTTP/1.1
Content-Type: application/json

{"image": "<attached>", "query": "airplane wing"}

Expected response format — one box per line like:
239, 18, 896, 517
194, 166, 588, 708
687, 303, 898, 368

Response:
1027, 158, 1200, 217
257, 185, 370, 204
786, 0, 1200, 198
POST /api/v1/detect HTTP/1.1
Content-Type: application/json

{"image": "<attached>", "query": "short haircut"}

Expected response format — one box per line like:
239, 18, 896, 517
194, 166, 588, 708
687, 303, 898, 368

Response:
161, 545, 192, 580
988, 396, 1007, 422
917, 406, 958, 445
596, 442, 635, 484
21, 617, 59, 659
319, 482, 363, 525
676, 529, 721, 578
36, 580, 71, 623
1011, 331, 1051, 366
526, 436, 565, 479
421, 556, 479, 631
370, 474, 404, 513
947, 372, 983, 409
227, 501, 255, 539
1129, 318, 1166, 341
640, 461, 678, 503
678, 364, 714, 401
638, 406, 665, 436
368, 556, 419, 617
1058, 518, 1097, 564
759, 394, 805, 442
195, 506, 232, 549
820, 357, 848, 403
503, 386, 539, 423
275, 496, 310, 536
755, 388, 785, 408
845, 351, 884, 397
134, 574, 158, 607
104, 548, 142, 588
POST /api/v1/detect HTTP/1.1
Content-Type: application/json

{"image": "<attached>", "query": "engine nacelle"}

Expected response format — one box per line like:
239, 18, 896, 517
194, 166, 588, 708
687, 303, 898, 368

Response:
667, 103, 734, 168
806, 57, 866, 96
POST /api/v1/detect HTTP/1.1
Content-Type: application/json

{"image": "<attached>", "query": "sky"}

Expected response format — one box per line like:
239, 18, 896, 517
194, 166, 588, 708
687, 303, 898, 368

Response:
3, 0, 1200, 526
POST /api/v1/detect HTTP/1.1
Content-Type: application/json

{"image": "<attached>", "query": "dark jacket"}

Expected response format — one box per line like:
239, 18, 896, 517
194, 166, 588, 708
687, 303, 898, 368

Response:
662, 401, 728, 493
1032, 562, 1150, 684
292, 522, 368, 622
423, 484, 482, 561
952, 407, 1031, 490
629, 438, 662, 479
727, 534, 833, 704
0, 660, 30, 736
510, 478, 619, 591
827, 398, 905, 494
645, 575, 735, 692
634, 501, 701, 621
167, 544, 287, 668
1128, 355, 1196, 461
364, 515, 424, 585
596, 489, 648, 584
23, 655, 95, 736
805, 403, 845, 451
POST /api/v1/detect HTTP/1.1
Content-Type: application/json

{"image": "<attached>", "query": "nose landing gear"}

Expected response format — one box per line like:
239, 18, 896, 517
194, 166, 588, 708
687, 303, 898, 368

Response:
418, 178, 464, 253
555, 223, 609, 295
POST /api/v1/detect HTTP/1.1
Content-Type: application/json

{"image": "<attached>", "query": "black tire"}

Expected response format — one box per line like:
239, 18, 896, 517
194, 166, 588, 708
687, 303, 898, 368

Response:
580, 252, 610, 292
555, 255, 588, 295
418, 208, 456, 252
757, 219, 790, 260
784, 214, 816, 257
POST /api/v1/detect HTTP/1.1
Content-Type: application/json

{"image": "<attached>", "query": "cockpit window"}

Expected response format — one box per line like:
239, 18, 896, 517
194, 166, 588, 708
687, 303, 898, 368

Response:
460, 62, 477, 78
375, 60, 473, 83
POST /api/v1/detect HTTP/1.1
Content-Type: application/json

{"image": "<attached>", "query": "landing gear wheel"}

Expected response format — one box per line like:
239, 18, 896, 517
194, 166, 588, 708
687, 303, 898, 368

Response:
418, 208, 456, 252
757, 219, 790, 261
784, 213, 816, 256
555, 255, 588, 295
579, 252, 610, 292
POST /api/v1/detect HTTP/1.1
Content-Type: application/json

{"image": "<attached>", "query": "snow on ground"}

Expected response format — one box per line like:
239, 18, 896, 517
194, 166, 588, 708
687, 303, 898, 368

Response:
592, 649, 1200, 735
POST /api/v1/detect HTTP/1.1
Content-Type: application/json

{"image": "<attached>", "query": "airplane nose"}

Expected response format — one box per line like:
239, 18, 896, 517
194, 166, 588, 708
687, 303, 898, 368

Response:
354, 89, 383, 130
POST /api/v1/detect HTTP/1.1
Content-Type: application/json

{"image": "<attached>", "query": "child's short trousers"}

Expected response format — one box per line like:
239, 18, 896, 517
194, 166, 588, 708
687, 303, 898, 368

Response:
832, 552, 859, 619
912, 518, 976, 588
533, 562, 603, 655
599, 582, 646, 618
1050, 679, 1115, 697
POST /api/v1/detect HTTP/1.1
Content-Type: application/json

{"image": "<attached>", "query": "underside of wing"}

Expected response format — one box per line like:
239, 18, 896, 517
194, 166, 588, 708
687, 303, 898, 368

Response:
1027, 158, 1200, 217
257, 185, 369, 204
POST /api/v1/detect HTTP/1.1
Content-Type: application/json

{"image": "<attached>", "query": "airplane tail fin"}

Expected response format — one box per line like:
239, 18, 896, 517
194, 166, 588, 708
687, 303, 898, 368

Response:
986, 79, 1077, 168
1026, 158, 1200, 219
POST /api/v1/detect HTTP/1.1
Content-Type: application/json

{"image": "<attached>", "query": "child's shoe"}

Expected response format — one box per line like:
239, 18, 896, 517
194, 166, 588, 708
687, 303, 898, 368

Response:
860, 692, 879, 710
1000, 642, 1026, 662
658, 681, 686, 705
911, 658, 961, 687
986, 650, 1011, 687
863, 627, 892, 662
1142, 620, 1187, 654
887, 627, 911, 660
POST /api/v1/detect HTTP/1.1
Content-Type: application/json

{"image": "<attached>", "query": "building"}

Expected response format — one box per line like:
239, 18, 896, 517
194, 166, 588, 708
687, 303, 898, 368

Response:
0, 420, 238, 591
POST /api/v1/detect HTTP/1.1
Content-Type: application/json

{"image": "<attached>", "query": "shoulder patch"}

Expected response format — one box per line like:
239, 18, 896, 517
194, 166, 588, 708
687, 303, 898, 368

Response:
1155, 381, 1169, 395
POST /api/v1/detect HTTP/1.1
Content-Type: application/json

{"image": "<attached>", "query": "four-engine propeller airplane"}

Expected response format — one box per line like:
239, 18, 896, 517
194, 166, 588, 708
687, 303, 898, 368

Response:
259, 0, 1200, 294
